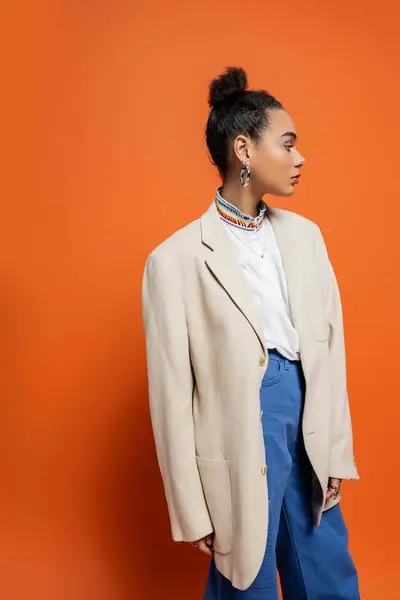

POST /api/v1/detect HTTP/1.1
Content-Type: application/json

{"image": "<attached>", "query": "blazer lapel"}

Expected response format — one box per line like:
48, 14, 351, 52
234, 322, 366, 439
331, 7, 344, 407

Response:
200, 201, 305, 355
200, 202, 266, 354
267, 206, 304, 336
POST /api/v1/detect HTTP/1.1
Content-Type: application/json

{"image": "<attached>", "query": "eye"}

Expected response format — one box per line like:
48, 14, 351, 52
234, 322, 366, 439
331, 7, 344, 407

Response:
280, 140, 296, 152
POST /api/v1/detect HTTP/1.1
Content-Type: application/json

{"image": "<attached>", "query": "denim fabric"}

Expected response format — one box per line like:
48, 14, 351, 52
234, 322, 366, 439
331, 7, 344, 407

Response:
203, 350, 360, 600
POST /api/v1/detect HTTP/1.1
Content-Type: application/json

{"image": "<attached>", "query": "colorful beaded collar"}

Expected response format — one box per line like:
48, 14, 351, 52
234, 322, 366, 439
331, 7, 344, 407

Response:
215, 187, 267, 231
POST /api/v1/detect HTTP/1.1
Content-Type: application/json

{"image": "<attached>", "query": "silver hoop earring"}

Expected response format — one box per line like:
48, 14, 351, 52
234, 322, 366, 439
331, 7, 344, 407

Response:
240, 163, 251, 187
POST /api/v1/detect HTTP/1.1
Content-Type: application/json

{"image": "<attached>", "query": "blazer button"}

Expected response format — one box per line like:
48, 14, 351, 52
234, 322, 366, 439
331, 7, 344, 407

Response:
261, 465, 267, 476
259, 355, 267, 367
260, 410, 263, 419
353, 457, 357, 467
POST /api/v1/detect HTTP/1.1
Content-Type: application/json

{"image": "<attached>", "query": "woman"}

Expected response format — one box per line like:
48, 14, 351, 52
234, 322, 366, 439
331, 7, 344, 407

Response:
142, 66, 361, 599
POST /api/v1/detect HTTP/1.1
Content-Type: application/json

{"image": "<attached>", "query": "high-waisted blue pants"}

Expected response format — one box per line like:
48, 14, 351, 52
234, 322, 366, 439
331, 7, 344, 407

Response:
204, 349, 360, 600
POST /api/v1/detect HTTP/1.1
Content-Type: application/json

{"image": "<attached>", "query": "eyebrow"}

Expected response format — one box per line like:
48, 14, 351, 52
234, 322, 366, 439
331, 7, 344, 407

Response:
281, 131, 298, 141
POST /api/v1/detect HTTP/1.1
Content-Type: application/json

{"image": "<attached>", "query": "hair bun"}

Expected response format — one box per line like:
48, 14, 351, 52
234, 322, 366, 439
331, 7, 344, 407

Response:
208, 66, 248, 108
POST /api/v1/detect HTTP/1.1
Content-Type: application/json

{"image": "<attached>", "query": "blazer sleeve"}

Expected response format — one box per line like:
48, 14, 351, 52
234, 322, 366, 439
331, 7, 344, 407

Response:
141, 251, 214, 542
314, 227, 360, 481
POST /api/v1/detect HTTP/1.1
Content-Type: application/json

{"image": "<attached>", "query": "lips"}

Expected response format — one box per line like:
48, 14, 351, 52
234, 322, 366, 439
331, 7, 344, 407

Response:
291, 174, 301, 185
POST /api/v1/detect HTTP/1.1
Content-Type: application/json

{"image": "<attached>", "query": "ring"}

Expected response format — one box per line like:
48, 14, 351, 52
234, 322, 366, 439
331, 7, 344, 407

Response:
330, 482, 341, 498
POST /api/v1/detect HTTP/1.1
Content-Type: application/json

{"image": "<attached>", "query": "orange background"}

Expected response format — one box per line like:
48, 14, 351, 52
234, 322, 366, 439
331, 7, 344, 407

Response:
2, 1, 399, 598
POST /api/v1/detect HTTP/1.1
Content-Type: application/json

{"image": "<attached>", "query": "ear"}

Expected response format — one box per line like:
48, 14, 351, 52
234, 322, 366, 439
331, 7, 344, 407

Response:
233, 135, 251, 163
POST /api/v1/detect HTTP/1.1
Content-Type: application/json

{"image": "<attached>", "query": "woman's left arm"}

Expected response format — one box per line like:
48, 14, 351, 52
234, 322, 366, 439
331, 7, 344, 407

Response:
314, 226, 360, 482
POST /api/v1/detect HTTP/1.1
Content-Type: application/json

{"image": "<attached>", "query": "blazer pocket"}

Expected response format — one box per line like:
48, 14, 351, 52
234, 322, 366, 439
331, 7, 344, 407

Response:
196, 456, 233, 555
305, 291, 330, 342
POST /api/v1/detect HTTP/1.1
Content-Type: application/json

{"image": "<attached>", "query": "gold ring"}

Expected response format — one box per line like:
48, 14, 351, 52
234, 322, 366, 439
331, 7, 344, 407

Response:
330, 483, 341, 498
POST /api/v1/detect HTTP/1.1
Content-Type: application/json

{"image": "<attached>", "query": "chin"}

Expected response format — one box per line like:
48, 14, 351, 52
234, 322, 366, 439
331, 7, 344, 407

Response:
285, 186, 296, 197
272, 187, 296, 198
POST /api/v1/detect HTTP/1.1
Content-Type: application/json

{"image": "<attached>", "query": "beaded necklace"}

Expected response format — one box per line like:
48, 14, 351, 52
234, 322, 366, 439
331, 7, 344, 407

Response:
215, 187, 266, 231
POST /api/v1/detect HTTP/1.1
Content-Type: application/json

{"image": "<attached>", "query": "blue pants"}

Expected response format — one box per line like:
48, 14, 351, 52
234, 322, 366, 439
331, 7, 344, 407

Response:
204, 349, 360, 600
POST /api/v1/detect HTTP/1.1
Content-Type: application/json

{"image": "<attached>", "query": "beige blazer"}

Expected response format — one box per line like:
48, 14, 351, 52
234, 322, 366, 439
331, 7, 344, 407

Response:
141, 201, 360, 591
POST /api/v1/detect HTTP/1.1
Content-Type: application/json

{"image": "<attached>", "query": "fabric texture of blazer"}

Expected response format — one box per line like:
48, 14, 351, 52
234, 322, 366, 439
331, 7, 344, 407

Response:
141, 200, 360, 591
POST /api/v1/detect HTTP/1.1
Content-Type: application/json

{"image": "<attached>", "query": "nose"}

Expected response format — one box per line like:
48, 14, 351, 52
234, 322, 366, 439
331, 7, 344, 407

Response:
294, 148, 306, 168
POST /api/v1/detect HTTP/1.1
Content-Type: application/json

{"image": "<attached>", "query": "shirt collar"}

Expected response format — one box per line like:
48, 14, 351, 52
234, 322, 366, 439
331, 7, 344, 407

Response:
215, 187, 267, 231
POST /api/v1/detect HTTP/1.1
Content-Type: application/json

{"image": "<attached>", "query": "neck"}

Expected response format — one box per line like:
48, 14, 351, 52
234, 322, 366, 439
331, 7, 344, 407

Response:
220, 180, 262, 218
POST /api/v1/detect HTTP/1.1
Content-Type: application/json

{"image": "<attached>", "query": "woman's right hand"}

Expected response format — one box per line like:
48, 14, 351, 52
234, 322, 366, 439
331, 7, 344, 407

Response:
190, 533, 214, 556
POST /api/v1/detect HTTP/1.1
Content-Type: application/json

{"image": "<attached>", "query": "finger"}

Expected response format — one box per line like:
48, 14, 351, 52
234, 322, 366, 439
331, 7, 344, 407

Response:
197, 539, 213, 556
329, 478, 341, 487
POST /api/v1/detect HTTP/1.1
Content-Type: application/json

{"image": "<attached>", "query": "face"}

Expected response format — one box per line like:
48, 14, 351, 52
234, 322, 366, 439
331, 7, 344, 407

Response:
234, 109, 306, 197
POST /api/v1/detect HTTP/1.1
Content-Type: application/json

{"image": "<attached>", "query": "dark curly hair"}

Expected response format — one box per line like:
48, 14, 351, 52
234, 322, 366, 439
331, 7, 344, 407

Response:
206, 66, 284, 179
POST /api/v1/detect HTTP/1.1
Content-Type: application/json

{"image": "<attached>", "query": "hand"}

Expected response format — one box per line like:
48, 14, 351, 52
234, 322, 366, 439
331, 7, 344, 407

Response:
190, 533, 214, 556
325, 477, 342, 506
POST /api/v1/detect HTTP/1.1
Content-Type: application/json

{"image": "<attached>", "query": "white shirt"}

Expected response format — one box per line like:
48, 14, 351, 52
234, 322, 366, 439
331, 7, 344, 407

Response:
216, 193, 300, 361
